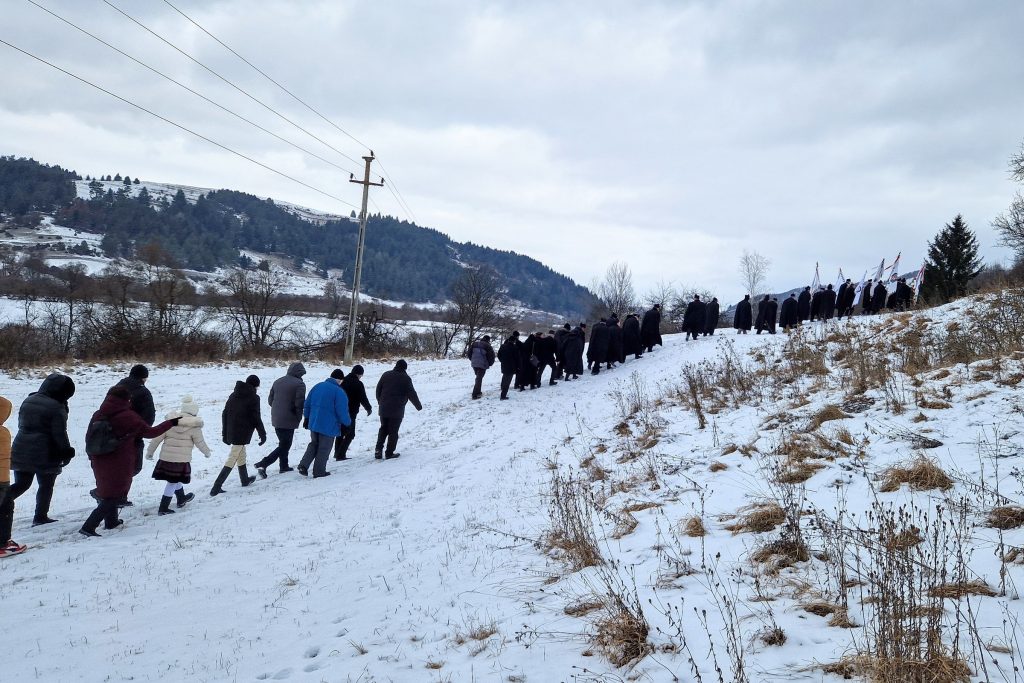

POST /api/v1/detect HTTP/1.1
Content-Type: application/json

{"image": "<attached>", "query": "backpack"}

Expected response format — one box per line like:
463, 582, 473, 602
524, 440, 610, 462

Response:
85, 418, 123, 457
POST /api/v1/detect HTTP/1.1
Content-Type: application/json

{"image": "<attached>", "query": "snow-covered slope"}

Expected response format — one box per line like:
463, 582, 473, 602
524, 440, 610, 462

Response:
1, 301, 1021, 681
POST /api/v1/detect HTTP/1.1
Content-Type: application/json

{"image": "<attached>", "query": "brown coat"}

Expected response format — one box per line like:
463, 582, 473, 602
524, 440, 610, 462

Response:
0, 396, 11, 485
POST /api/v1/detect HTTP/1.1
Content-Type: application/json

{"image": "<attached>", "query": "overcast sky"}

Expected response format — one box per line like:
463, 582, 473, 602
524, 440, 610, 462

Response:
2, 0, 1022, 300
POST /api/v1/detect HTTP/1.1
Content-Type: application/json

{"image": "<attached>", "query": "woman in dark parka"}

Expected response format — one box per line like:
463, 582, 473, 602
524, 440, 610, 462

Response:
80, 386, 176, 537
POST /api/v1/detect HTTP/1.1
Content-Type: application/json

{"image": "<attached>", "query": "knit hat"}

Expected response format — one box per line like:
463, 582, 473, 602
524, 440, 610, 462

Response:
395, 359, 408, 371
129, 364, 149, 379
330, 368, 345, 380
108, 385, 131, 400
180, 395, 199, 416
245, 374, 260, 388
351, 364, 364, 376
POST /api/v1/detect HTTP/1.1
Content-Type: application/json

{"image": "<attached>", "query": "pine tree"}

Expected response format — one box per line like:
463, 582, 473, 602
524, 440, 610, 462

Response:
922, 214, 983, 303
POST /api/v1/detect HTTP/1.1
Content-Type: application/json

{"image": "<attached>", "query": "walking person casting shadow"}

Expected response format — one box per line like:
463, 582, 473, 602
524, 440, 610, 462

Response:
374, 360, 422, 460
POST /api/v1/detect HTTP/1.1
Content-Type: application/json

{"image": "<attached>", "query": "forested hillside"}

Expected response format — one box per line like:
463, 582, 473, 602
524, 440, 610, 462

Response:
0, 156, 598, 315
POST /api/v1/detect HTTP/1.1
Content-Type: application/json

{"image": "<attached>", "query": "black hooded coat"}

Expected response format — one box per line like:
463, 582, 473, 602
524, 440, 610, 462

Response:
563, 328, 586, 375
682, 300, 706, 336
640, 307, 662, 348
779, 296, 799, 328
704, 300, 720, 334
797, 288, 811, 321
10, 374, 76, 475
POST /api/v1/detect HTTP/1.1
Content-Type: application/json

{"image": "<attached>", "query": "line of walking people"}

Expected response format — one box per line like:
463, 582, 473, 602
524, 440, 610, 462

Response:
466, 305, 666, 400
0, 360, 423, 556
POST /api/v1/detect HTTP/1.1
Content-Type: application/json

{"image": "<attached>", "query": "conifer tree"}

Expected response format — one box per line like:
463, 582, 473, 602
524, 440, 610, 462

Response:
921, 214, 982, 303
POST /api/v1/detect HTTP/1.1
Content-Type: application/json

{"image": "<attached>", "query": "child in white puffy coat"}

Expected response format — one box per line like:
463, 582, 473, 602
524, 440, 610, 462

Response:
146, 395, 211, 515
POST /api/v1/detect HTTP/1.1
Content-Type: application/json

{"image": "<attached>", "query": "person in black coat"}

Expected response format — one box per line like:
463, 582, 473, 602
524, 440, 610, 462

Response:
587, 320, 611, 375
765, 298, 779, 334
797, 287, 811, 322
213, 375, 266, 494
374, 360, 422, 458
835, 280, 852, 319
640, 305, 662, 352
622, 314, 642, 358
682, 295, 706, 341
334, 365, 373, 460
497, 332, 521, 399
809, 288, 823, 321
872, 281, 888, 313
780, 293, 799, 332
895, 278, 913, 310
821, 284, 837, 320
704, 298, 720, 336
755, 295, 770, 334
115, 364, 155, 481
536, 331, 559, 386
553, 324, 571, 379
563, 325, 586, 380
8, 374, 75, 526
520, 333, 541, 389
605, 315, 623, 368
859, 279, 873, 313
734, 295, 753, 334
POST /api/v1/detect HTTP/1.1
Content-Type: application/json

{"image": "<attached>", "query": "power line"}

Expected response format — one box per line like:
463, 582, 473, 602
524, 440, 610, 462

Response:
100, 0, 367, 172
160, 0, 420, 224
26, 0, 360, 178
0, 36, 359, 210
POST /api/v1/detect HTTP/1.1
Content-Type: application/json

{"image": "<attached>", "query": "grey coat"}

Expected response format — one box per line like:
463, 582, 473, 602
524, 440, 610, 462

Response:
268, 362, 306, 430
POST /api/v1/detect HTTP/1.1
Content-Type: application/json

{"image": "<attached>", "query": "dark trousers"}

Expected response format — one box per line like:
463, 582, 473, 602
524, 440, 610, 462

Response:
500, 372, 515, 398
0, 484, 13, 545
335, 416, 357, 458
82, 498, 120, 533
536, 360, 557, 385
133, 440, 144, 476
472, 367, 487, 398
8, 471, 57, 521
375, 416, 403, 455
255, 428, 295, 470
299, 431, 336, 477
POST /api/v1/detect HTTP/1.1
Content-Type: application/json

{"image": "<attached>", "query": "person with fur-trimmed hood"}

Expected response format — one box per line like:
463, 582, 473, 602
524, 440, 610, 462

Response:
587, 320, 611, 375
146, 395, 211, 516
497, 332, 521, 400
80, 386, 176, 537
734, 295, 753, 334
212, 375, 266, 496
622, 314, 642, 359
0, 395, 25, 558
640, 304, 662, 352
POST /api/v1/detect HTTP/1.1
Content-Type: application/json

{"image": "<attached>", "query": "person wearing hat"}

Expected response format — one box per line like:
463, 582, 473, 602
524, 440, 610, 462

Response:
297, 369, 351, 477
145, 395, 212, 515
115, 364, 155, 480
212, 375, 266, 495
641, 304, 662, 352
255, 362, 307, 478
374, 360, 422, 459
467, 335, 496, 399
496, 332, 521, 400
335, 365, 372, 461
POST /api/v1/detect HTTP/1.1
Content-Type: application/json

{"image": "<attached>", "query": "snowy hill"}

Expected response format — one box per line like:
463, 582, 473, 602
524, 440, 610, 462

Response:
2, 296, 1022, 680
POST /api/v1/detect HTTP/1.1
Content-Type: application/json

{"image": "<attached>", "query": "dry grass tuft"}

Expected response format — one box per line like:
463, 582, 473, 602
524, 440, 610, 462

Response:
425, 659, 445, 670
725, 502, 786, 534
928, 580, 997, 599
564, 600, 604, 617
721, 443, 738, 456
593, 603, 651, 668
801, 601, 839, 617
708, 461, 728, 472
879, 456, 954, 493
882, 527, 923, 551
751, 537, 810, 568
1004, 547, 1024, 564
805, 404, 851, 432
911, 412, 928, 423
679, 515, 706, 538
918, 397, 953, 410
987, 505, 1024, 530
775, 461, 824, 484
759, 626, 787, 646
828, 607, 856, 628
823, 654, 970, 683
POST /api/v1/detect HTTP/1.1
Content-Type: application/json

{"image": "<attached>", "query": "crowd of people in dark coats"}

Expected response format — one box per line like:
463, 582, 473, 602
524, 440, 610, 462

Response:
732, 278, 917, 335
0, 361, 423, 555
467, 305, 666, 400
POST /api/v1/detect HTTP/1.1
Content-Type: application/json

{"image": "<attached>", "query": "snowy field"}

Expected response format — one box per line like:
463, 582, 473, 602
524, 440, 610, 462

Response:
1, 303, 1023, 682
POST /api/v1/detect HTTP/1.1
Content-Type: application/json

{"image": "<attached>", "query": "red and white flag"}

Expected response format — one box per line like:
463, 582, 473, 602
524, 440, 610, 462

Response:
873, 258, 886, 282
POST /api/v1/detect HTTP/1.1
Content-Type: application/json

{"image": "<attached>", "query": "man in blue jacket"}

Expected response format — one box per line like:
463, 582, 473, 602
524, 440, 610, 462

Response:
297, 369, 351, 478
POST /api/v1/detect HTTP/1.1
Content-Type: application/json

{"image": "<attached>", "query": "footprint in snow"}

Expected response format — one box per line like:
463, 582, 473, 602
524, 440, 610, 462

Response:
303, 646, 320, 659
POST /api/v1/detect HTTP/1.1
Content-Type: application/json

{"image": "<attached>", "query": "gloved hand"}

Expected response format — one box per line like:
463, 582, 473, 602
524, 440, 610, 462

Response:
169, 418, 181, 427
258, 435, 267, 446
366, 407, 373, 416
303, 417, 309, 430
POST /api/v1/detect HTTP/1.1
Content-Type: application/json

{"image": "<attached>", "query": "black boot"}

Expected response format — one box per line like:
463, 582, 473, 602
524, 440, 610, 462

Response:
80, 504, 106, 537
238, 465, 257, 487
210, 467, 231, 496
174, 489, 194, 508
158, 496, 175, 516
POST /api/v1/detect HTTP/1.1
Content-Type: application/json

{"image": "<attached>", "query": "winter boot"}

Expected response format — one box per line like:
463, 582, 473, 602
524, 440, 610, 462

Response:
174, 489, 194, 508
256, 466, 267, 479
238, 465, 257, 487
210, 467, 231, 496
158, 496, 175, 516
32, 516, 58, 527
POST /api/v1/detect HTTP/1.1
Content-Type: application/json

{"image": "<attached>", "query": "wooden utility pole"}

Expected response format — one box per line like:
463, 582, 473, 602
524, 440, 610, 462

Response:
344, 152, 384, 364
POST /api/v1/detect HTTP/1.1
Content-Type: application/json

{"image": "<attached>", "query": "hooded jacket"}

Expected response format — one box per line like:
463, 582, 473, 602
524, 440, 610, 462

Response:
0, 396, 11, 485
469, 339, 496, 371
563, 327, 586, 375
586, 322, 610, 363
497, 336, 521, 374
11, 374, 76, 475
622, 315, 642, 355
268, 362, 307, 430
90, 389, 174, 499
303, 378, 352, 437
146, 399, 212, 464
734, 297, 753, 331
222, 381, 267, 446
375, 361, 422, 419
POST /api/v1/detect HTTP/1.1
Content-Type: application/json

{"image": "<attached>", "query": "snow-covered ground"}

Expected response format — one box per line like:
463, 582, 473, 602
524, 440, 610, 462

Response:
1, 302, 1022, 681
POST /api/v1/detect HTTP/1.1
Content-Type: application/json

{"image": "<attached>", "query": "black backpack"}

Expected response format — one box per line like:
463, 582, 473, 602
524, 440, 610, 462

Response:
85, 418, 123, 457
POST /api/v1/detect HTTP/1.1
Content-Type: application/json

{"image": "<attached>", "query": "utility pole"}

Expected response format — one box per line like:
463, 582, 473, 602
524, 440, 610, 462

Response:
344, 152, 384, 364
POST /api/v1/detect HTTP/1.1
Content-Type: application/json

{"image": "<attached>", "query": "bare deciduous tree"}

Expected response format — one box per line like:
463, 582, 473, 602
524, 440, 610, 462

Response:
221, 267, 290, 351
994, 144, 1024, 263
451, 267, 506, 353
593, 261, 637, 318
644, 279, 677, 311
739, 249, 771, 298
